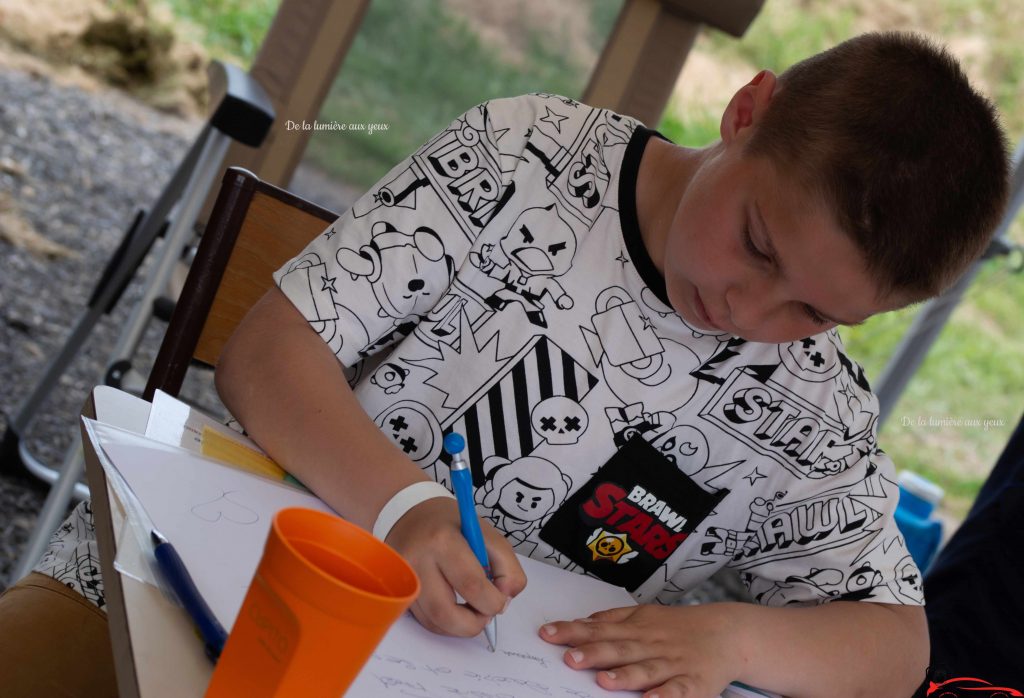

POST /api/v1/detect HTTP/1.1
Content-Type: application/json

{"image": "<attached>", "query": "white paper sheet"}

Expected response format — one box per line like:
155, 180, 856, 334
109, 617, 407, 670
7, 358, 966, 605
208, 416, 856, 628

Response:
86, 418, 778, 698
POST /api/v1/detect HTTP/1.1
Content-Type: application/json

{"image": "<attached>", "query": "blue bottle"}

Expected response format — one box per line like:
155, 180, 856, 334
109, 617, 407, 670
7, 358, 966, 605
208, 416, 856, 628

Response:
893, 471, 944, 572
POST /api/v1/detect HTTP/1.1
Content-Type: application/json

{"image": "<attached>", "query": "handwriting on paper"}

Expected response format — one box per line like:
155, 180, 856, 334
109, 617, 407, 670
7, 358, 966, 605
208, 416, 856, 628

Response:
369, 652, 602, 698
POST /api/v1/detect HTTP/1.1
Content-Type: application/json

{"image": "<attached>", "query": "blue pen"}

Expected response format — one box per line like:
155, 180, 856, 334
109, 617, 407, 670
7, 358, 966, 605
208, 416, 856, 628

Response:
151, 529, 229, 661
443, 432, 498, 652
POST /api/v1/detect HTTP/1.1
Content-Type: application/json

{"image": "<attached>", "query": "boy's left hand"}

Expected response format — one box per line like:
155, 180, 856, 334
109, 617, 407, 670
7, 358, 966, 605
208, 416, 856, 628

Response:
540, 603, 744, 698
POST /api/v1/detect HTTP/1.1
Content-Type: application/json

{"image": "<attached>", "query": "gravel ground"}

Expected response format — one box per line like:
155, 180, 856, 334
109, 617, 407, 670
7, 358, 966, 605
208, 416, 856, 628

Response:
0, 64, 748, 603
0, 64, 356, 588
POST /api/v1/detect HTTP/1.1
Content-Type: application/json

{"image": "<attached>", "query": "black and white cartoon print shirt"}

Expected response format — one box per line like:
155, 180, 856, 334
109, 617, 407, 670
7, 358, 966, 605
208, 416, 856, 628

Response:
274, 93, 924, 608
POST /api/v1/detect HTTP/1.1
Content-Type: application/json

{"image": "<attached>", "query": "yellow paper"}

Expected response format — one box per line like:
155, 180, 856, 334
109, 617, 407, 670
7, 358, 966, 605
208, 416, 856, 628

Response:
200, 426, 286, 481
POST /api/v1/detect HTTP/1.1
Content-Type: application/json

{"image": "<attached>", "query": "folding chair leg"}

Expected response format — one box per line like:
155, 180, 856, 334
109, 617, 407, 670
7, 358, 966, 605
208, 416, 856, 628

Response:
9, 439, 87, 581
3, 126, 232, 583
102, 130, 232, 393
2, 59, 276, 582
1, 124, 215, 479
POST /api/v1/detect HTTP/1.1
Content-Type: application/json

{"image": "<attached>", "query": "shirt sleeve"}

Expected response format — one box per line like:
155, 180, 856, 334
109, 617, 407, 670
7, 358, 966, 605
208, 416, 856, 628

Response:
737, 449, 925, 608
273, 95, 540, 368
730, 333, 926, 608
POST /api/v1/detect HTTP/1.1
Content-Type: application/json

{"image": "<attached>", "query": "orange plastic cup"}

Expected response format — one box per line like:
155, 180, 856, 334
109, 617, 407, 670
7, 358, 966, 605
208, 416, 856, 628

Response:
206, 507, 419, 697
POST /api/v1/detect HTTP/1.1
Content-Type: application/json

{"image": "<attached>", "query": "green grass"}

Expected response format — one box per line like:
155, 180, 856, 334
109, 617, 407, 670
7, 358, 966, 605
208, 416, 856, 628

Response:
303, 0, 593, 188
705, 2, 857, 74
156, 0, 277, 65
153, 0, 610, 187
589, 0, 625, 51
658, 99, 720, 147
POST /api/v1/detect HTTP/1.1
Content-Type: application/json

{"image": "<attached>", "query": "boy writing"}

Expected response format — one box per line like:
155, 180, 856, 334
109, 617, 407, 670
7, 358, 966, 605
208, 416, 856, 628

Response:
215, 31, 1008, 698
2, 29, 1004, 698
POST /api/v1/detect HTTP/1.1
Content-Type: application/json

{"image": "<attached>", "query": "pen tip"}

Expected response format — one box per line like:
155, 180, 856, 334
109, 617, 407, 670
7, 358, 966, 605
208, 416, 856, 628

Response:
485, 620, 497, 652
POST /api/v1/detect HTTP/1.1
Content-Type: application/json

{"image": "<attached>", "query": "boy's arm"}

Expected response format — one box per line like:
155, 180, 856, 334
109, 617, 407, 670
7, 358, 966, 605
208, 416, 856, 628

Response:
542, 599, 927, 698
733, 600, 927, 697
215, 287, 526, 635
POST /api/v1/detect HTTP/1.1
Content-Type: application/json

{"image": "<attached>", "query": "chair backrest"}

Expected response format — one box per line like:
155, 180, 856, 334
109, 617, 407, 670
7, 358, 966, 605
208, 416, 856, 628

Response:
144, 167, 337, 400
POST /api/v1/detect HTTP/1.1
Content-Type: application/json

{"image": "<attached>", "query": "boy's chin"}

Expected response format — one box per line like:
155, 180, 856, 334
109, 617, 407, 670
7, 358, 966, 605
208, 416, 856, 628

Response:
683, 319, 735, 338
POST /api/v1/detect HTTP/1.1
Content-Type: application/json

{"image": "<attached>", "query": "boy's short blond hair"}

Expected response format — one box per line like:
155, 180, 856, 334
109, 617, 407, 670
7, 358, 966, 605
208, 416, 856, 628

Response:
747, 32, 1009, 302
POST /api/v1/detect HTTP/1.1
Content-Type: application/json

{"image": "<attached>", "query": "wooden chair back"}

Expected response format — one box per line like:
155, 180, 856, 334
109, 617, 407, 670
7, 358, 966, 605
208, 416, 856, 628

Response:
144, 167, 336, 400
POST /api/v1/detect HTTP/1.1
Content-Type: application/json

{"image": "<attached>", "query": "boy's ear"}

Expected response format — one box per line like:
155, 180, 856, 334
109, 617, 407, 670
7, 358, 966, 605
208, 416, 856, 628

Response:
720, 70, 777, 144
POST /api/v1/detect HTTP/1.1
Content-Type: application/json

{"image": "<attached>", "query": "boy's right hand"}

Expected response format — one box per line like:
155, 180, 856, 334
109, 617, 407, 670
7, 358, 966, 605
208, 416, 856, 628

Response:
385, 496, 527, 637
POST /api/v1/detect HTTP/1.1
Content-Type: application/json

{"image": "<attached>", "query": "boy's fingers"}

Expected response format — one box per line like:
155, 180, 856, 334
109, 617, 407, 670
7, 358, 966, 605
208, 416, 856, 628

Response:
650, 675, 719, 698
412, 563, 486, 637
596, 661, 705, 697
391, 501, 507, 634
539, 606, 640, 645
540, 614, 645, 647
560, 638, 652, 670
486, 539, 527, 599
408, 564, 453, 635
585, 606, 636, 623
439, 547, 508, 619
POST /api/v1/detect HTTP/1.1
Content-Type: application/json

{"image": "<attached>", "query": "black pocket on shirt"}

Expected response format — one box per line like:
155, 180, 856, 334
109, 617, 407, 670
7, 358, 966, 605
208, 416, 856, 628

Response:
539, 437, 728, 592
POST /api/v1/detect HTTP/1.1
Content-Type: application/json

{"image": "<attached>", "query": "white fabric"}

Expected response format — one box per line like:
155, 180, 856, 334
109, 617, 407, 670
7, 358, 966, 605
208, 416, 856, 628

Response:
33, 500, 105, 610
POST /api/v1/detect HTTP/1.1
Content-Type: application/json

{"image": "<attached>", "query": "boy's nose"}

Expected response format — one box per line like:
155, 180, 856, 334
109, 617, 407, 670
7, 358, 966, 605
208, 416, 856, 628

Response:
725, 283, 782, 332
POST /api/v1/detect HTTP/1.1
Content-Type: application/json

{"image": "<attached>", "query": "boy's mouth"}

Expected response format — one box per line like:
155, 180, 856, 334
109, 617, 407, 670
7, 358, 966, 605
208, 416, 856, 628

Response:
693, 289, 722, 331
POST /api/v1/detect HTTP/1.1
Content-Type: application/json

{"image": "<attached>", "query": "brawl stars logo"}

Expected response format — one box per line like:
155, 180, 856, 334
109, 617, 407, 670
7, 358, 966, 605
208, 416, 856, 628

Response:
586, 529, 636, 564
540, 437, 728, 592
580, 484, 690, 561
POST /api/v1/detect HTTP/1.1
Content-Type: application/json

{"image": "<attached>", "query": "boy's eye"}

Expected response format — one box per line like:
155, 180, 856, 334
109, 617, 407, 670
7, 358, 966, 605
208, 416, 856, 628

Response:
802, 304, 830, 326
548, 242, 567, 256
520, 225, 534, 243
743, 226, 772, 263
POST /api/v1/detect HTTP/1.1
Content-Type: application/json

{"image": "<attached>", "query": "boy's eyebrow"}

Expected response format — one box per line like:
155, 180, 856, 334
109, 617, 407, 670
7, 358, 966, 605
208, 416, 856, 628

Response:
753, 202, 866, 327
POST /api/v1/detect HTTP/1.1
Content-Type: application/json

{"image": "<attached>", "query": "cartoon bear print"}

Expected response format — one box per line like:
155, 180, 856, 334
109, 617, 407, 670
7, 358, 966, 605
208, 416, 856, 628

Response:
336, 220, 455, 327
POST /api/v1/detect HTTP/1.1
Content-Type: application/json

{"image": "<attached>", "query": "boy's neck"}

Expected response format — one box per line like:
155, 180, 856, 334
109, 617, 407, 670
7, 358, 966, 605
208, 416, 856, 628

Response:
635, 137, 713, 275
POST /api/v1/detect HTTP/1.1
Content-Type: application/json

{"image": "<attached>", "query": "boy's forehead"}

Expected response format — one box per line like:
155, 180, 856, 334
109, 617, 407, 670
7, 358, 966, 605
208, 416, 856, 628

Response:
751, 153, 928, 313
751, 157, 896, 321
753, 157, 828, 226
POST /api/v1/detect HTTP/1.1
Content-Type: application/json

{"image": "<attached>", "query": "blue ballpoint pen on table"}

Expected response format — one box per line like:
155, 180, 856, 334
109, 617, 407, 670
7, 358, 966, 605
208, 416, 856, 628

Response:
90, 422, 229, 663
443, 432, 498, 652
151, 529, 229, 661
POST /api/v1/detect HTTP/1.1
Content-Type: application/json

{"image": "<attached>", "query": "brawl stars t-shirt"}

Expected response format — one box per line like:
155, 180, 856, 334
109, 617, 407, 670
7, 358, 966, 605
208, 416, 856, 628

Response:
274, 93, 924, 608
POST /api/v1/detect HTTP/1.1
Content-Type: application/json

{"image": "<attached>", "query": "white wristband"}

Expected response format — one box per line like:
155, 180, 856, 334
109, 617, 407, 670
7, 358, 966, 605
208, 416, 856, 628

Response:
372, 481, 455, 542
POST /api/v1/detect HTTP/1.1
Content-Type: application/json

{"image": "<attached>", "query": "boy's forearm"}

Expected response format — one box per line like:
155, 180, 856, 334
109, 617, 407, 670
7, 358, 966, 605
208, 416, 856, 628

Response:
215, 287, 430, 530
730, 600, 928, 698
